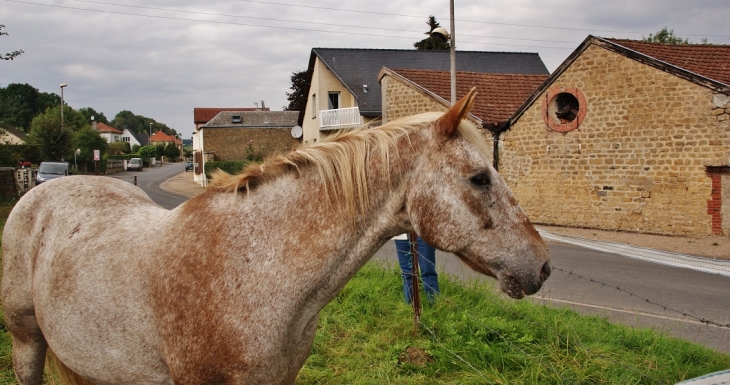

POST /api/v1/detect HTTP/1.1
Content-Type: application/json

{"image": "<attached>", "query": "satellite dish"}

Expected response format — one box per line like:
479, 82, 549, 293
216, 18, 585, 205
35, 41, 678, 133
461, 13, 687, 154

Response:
291, 125, 302, 139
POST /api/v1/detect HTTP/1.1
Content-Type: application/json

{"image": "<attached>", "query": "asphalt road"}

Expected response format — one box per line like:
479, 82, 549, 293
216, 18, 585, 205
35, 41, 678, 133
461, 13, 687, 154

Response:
111, 162, 188, 210
132, 166, 730, 355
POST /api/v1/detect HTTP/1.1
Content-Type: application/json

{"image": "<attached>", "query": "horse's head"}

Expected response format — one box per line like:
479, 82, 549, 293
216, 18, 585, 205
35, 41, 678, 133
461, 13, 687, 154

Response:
403, 89, 551, 299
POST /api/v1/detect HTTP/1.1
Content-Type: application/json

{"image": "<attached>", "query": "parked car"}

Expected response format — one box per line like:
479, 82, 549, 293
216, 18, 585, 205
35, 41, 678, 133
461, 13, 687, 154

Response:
185, 161, 193, 172
36, 162, 69, 185
127, 158, 143, 171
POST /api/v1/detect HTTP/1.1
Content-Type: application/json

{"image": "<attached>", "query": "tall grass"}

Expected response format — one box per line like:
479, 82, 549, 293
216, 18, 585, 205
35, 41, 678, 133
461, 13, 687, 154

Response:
0, 200, 727, 384
298, 263, 730, 384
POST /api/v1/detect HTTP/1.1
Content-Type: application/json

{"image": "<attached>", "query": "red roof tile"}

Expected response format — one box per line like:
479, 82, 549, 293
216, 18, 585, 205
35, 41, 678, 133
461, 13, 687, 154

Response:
194, 108, 270, 124
96, 122, 123, 134
606, 39, 730, 85
392, 69, 548, 123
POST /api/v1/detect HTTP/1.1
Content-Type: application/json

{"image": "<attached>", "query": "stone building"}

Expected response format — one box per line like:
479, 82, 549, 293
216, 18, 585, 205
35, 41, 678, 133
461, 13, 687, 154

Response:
502, 36, 730, 236
197, 110, 300, 162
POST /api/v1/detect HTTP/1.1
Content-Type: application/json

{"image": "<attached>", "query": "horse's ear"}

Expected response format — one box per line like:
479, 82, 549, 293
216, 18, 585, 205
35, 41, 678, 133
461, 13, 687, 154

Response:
434, 87, 477, 141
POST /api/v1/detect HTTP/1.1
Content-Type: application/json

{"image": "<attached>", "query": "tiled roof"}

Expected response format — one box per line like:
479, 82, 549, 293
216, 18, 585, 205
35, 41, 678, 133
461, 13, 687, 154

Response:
204, 111, 299, 128
150, 131, 181, 144
194, 108, 270, 125
391, 68, 548, 123
306, 48, 549, 117
96, 122, 123, 134
605, 39, 730, 85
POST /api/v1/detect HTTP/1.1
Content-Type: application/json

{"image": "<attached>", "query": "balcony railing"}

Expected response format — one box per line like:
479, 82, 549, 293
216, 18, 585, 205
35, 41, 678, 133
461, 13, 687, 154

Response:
319, 107, 362, 130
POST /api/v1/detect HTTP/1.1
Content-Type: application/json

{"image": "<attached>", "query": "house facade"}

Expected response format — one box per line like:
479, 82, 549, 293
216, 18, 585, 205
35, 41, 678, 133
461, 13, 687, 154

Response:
501, 36, 730, 236
192, 110, 300, 185
121, 128, 148, 148
0, 127, 26, 144
299, 48, 549, 146
95, 122, 123, 143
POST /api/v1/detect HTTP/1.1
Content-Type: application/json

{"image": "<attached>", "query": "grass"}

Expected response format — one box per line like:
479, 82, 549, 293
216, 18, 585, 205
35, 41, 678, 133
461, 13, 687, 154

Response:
296, 264, 729, 384
0, 201, 727, 384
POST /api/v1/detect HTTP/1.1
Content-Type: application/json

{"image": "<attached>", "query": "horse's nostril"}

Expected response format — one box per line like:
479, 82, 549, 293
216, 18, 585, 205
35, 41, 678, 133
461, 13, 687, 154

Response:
541, 262, 551, 281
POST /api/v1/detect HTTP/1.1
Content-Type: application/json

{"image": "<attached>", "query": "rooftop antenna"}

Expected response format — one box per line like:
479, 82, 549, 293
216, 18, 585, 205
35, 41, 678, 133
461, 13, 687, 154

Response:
254, 101, 259, 108
260, 100, 265, 109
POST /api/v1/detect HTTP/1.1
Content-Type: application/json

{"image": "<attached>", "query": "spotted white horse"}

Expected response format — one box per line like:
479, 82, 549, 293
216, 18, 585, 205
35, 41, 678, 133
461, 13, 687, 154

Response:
2, 89, 550, 384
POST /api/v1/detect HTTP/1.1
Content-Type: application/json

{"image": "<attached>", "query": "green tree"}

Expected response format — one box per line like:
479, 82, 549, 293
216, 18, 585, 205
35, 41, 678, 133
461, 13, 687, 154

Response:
164, 142, 180, 160
0, 83, 60, 132
78, 107, 110, 125
414, 16, 450, 51
73, 126, 108, 172
111, 110, 177, 137
1, 25, 23, 61
26, 108, 73, 161
643, 27, 689, 44
138, 145, 156, 163
284, 70, 309, 111
108, 141, 130, 155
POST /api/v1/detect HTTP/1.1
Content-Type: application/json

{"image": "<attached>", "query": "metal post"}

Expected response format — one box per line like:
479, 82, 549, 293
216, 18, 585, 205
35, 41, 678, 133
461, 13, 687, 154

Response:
60, 83, 67, 129
449, 0, 456, 104
409, 231, 421, 334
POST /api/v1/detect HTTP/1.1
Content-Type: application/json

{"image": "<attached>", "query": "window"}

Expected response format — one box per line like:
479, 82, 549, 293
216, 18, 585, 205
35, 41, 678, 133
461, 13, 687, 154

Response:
232, 115, 242, 124
542, 86, 587, 133
328, 92, 340, 109
311, 94, 317, 118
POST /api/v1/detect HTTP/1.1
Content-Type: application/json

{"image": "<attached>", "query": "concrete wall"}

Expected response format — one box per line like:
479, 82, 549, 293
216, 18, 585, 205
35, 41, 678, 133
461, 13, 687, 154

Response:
201, 127, 300, 162
502, 44, 730, 236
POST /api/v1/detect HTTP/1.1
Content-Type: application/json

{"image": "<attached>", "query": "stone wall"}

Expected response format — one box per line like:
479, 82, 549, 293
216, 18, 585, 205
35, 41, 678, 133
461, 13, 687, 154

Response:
381, 76, 493, 159
503, 44, 730, 236
202, 128, 300, 162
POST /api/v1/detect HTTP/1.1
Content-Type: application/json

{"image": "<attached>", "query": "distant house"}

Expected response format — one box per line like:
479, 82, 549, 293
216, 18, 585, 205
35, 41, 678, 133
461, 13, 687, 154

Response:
499, 36, 730, 236
298, 48, 549, 145
194, 107, 268, 130
121, 128, 148, 148
192, 110, 299, 185
95, 122, 123, 143
0, 127, 26, 144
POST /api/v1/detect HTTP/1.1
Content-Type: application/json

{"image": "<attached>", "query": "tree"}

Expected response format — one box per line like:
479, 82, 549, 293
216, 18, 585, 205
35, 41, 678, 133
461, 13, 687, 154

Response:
643, 27, 689, 44
26, 108, 73, 161
74, 126, 108, 172
0, 83, 60, 132
164, 142, 180, 160
138, 145, 156, 162
284, 70, 309, 111
111, 110, 177, 137
108, 141, 130, 155
78, 107, 110, 125
414, 16, 450, 51
1, 25, 23, 61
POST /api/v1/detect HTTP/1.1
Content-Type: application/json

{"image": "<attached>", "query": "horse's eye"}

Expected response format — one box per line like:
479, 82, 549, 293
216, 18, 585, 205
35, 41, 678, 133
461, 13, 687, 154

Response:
470, 172, 491, 187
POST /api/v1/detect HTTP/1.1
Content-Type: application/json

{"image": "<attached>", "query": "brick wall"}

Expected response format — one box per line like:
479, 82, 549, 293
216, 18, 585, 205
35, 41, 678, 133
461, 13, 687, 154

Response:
202, 128, 300, 162
503, 44, 730, 236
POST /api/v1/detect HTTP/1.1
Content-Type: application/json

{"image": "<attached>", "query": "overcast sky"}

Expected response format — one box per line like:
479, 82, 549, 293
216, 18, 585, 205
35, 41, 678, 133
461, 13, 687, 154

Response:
2, 0, 729, 139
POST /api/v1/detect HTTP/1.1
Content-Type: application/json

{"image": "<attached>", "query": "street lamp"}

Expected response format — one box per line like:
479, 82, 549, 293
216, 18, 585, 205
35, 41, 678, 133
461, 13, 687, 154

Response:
60, 83, 68, 129
149, 122, 153, 144
74, 148, 80, 172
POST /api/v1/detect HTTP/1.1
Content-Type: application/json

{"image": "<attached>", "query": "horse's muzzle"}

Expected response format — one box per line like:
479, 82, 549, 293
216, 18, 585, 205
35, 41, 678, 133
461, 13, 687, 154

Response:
502, 261, 551, 299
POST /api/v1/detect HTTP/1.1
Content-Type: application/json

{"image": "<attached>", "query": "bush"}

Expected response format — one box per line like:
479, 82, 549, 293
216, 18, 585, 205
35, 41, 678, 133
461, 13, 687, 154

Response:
203, 161, 248, 179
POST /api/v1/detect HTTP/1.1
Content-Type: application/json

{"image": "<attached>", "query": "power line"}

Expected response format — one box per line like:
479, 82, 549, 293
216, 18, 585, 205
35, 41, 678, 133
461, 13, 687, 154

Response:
3, 0, 579, 50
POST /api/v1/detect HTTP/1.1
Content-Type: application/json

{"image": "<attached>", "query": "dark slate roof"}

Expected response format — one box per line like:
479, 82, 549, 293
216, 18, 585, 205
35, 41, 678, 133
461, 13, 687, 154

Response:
204, 111, 299, 128
305, 48, 549, 118
194, 108, 270, 125
3, 127, 26, 140
132, 132, 149, 146
389, 68, 548, 123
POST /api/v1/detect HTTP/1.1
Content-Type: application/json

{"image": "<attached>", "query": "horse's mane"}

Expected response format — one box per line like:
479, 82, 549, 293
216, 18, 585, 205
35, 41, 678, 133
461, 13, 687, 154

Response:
208, 112, 490, 216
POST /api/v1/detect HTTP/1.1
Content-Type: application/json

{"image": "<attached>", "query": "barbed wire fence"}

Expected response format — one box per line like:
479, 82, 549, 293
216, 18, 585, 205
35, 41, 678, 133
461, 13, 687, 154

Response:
393, 242, 730, 384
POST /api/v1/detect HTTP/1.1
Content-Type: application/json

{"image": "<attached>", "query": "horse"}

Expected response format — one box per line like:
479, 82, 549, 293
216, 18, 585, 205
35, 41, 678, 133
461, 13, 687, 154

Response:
2, 89, 551, 385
